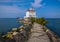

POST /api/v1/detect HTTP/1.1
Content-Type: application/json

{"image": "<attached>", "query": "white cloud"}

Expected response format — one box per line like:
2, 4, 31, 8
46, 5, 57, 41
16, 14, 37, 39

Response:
58, 0, 60, 1
0, 5, 26, 18
0, 5, 25, 13
31, 0, 43, 8
1, 0, 11, 1
0, 0, 11, 2
0, 0, 22, 2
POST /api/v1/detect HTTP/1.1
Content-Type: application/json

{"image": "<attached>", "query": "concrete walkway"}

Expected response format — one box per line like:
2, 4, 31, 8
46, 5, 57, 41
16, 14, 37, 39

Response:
28, 23, 50, 42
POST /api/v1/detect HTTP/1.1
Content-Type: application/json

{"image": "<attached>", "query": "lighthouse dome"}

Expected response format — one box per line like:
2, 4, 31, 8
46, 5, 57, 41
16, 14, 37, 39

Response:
27, 8, 35, 12
29, 8, 34, 10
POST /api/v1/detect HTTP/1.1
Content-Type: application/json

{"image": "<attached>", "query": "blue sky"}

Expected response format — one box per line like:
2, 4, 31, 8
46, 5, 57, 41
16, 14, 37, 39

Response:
0, 0, 60, 18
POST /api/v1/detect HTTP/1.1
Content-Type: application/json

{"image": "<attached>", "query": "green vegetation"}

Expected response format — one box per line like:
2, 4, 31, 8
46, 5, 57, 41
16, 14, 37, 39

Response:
30, 17, 36, 24
30, 17, 48, 25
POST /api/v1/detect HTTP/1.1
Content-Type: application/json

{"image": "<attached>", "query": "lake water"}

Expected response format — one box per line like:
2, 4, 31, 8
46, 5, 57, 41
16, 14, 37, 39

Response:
0, 18, 60, 37
46, 18, 60, 37
0, 18, 21, 33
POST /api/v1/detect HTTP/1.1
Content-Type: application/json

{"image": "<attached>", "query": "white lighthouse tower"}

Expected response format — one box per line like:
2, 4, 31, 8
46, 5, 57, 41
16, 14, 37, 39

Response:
24, 8, 36, 18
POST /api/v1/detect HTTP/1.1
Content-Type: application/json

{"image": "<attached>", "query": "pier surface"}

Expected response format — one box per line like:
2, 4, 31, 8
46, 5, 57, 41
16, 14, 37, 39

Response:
28, 23, 50, 42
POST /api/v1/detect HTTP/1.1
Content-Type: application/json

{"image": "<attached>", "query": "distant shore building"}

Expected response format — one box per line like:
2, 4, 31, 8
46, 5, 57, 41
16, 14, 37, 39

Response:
24, 8, 36, 18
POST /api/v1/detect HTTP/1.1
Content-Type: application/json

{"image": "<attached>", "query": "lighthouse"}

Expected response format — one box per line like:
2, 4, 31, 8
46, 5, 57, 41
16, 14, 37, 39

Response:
24, 8, 36, 18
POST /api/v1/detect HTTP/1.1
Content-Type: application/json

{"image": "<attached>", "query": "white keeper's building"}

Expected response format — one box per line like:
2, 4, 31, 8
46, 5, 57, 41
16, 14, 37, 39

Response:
24, 8, 36, 18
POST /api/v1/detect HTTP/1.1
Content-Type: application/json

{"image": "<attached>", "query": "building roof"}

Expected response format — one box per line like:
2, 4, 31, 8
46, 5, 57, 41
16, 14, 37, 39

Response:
27, 8, 35, 12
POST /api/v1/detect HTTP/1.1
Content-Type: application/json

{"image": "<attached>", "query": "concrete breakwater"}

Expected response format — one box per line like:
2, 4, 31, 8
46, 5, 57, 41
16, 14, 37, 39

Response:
0, 18, 60, 42
27, 23, 60, 42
